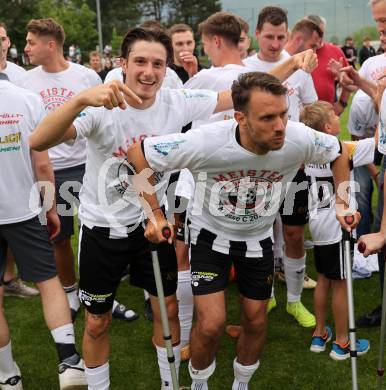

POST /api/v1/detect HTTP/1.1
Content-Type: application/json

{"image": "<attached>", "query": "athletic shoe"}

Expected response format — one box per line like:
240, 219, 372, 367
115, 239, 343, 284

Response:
267, 297, 277, 313
0, 363, 23, 390
287, 301, 316, 328
4, 278, 39, 298
303, 274, 317, 289
330, 339, 370, 361
304, 240, 314, 250
357, 305, 382, 327
58, 355, 87, 390
310, 326, 332, 352
112, 303, 139, 322
180, 344, 191, 361
144, 298, 153, 322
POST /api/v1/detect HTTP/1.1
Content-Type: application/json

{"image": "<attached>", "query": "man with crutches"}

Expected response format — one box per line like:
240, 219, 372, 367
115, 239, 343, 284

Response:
128, 72, 357, 389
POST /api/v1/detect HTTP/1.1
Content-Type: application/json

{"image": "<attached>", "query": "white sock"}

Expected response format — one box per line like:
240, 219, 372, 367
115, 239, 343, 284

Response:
232, 359, 260, 390
177, 270, 193, 347
273, 216, 284, 259
51, 323, 75, 345
64, 283, 80, 312
0, 340, 18, 382
189, 359, 216, 390
270, 282, 275, 299
85, 362, 109, 390
284, 254, 306, 302
144, 290, 150, 300
156, 345, 180, 389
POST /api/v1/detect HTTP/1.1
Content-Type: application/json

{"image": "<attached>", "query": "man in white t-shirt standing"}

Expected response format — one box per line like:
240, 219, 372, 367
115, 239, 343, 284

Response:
127, 72, 355, 390
0, 23, 26, 82
0, 38, 86, 390
244, 6, 319, 328
17, 18, 135, 323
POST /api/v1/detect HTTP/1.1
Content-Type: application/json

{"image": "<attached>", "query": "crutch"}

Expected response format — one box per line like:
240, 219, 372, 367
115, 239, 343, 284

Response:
150, 226, 179, 390
342, 215, 358, 390
358, 241, 386, 390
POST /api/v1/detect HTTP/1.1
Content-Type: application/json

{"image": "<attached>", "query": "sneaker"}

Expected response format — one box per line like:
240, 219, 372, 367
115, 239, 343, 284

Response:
303, 274, 317, 289
226, 325, 241, 339
144, 298, 153, 322
0, 363, 23, 390
304, 240, 314, 250
287, 301, 316, 328
310, 326, 332, 352
330, 339, 370, 361
180, 344, 191, 361
112, 303, 139, 322
4, 278, 39, 298
58, 355, 87, 390
357, 305, 382, 327
267, 297, 277, 313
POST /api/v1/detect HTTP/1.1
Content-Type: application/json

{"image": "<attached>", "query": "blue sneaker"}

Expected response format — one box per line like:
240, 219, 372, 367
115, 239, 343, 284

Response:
310, 326, 332, 352
330, 339, 370, 361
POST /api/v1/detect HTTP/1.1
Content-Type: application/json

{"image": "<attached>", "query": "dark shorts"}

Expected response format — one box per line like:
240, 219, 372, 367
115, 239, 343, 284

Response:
54, 164, 85, 242
314, 241, 351, 280
190, 230, 274, 300
280, 168, 310, 226
0, 216, 57, 285
78, 223, 177, 314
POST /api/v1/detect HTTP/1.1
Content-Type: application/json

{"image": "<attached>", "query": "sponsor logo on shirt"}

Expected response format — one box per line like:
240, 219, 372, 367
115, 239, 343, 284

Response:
181, 89, 212, 99
0, 131, 21, 153
152, 140, 186, 156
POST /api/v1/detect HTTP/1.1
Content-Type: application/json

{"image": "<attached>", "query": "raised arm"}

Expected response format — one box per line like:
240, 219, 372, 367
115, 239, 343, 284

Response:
29, 81, 141, 151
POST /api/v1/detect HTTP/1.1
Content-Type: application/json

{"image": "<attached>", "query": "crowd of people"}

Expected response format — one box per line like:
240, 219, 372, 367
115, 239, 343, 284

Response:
1, 1, 386, 389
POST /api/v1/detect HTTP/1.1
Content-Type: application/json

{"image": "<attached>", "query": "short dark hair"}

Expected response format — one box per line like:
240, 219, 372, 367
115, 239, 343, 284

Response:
232, 72, 287, 112
0, 23, 7, 33
169, 23, 193, 36
198, 12, 241, 46
27, 18, 65, 46
238, 17, 249, 34
121, 27, 173, 65
291, 19, 323, 39
257, 6, 288, 31
345, 36, 353, 42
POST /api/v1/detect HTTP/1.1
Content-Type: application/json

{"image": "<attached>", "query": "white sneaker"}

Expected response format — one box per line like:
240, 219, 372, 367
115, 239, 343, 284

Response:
0, 362, 23, 390
58, 357, 87, 390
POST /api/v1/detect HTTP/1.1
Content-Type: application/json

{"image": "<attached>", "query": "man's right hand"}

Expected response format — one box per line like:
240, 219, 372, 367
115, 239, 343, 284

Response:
293, 49, 318, 73
76, 80, 142, 110
358, 232, 386, 257
144, 210, 174, 244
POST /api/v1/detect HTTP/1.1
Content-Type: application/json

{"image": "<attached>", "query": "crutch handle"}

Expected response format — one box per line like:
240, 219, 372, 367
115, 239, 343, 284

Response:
342, 216, 354, 241
344, 215, 354, 225
162, 226, 172, 239
358, 242, 366, 254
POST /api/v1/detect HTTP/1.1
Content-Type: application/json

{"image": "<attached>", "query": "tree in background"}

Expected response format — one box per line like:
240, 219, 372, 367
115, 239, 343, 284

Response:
38, 0, 98, 53
353, 26, 378, 47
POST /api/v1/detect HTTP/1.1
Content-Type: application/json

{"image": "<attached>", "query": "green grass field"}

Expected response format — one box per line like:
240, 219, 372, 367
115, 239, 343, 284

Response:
4, 104, 384, 389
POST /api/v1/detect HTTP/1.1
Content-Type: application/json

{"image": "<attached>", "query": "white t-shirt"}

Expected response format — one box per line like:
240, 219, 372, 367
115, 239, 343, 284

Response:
144, 119, 341, 257
16, 62, 102, 170
2, 61, 26, 83
71, 87, 217, 230
184, 64, 255, 127
0, 80, 45, 224
104, 66, 183, 89
379, 90, 386, 154
243, 51, 317, 121
359, 53, 386, 83
306, 138, 375, 245
348, 91, 378, 139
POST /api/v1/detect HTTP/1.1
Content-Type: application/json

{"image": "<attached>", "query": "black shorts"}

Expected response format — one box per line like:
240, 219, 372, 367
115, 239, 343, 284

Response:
78, 223, 177, 314
54, 164, 85, 242
0, 216, 57, 285
314, 241, 351, 280
280, 168, 310, 226
190, 230, 274, 300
